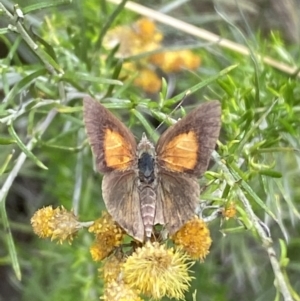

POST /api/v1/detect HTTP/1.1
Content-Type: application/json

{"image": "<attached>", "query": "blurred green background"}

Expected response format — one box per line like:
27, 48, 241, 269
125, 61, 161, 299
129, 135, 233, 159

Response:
0, 0, 300, 300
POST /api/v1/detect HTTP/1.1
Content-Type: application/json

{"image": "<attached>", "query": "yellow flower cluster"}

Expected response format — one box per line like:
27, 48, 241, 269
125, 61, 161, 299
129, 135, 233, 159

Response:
89, 212, 124, 261
172, 216, 212, 261
123, 242, 193, 300
98, 241, 195, 301
103, 18, 201, 93
31, 209, 213, 300
30, 206, 81, 244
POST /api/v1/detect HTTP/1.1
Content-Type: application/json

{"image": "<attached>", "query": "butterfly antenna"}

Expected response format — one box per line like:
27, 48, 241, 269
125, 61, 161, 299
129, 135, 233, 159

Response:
155, 90, 191, 133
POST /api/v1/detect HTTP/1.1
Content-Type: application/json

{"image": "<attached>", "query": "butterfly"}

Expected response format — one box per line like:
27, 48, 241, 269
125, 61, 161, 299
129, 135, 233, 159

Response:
83, 96, 221, 242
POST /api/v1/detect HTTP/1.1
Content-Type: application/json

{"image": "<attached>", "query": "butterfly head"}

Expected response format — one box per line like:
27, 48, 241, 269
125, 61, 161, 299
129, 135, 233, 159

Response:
137, 133, 155, 157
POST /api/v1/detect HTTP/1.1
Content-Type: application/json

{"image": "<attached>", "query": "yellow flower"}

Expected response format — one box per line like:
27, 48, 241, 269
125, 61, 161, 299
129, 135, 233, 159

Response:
101, 280, 143, 301
103, 18, 162, 58
89, 212, 124, 261
134, 68, 161, 93
101, 254, 123, 284
31, 206, 80, 244
123, 242, 193, 300
100, 253, 142, 300
134, 18, 162, 44
222, 202, 237, 219
150, 50, 201, 73
172, 217, 212, 261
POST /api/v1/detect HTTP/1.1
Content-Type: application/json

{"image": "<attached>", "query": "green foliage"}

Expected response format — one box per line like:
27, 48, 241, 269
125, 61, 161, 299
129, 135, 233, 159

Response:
0, 0, 300, 301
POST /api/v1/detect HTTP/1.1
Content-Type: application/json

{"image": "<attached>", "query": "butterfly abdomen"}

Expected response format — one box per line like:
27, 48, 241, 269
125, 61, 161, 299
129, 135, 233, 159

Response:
137, 148, 157, 240
139, 185, 157, 240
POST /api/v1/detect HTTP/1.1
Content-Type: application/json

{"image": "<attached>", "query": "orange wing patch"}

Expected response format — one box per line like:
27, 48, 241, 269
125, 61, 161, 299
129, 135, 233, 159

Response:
104, 129, 134, 170
160, 131, 198, 172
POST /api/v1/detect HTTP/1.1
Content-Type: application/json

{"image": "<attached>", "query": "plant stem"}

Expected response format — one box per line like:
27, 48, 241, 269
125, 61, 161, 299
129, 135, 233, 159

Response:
212, 150, 293, 301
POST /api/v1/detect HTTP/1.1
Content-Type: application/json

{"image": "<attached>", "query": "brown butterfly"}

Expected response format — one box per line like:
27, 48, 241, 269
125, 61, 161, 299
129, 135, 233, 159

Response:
83, 96, 221, 242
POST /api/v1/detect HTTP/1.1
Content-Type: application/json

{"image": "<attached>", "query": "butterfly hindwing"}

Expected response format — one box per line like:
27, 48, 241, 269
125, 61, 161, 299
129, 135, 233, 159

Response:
155, 170, 200, 234
102, 170, 144, 242
83, 96, 137, 173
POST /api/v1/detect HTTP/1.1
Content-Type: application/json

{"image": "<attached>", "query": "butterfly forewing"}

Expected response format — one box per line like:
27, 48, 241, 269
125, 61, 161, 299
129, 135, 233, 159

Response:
83, 96, 137, 173
156, 100, 221, 177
